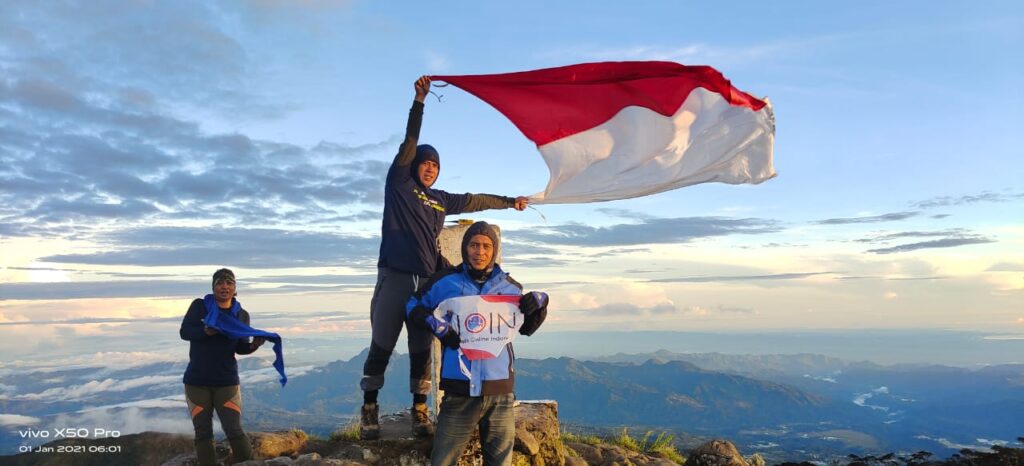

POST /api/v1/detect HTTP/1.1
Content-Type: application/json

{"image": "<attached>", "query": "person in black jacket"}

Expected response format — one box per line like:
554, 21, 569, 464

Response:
359, 76, 529, 440
180, 268, 265, 466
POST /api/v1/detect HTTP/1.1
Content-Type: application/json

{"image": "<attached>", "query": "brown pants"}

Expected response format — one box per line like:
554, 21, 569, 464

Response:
185, 384, 252, 465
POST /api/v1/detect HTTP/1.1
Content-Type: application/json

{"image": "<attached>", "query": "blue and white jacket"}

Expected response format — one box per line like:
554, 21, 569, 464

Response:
406, 264, 545, 396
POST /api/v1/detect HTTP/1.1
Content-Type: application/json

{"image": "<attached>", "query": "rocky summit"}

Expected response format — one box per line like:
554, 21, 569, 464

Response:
2, 401, 685, 466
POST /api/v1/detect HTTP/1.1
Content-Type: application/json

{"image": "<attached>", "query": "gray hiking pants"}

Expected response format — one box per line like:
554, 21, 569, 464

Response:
360, 266, 433, 395
431, 393, 515, 466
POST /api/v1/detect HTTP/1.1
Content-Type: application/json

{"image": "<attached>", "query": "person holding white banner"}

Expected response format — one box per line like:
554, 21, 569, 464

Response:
406, 221, 548, 466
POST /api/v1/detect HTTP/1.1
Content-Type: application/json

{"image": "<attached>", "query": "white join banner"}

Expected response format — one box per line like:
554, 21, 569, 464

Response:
435, 294, 523, 360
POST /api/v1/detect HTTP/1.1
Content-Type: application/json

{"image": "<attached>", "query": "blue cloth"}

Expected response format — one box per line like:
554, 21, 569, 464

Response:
203, 295, 287, 387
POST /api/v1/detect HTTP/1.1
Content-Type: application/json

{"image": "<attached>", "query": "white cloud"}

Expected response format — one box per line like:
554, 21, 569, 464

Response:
424, 50, 450, 72
15, 375, 181, 401
79, 395, 186, 412
0, 350, 184, 373
240, 365, 315, 385
0, 414, 41, 426
914, 435, 1000, 452
51, 407, 194, 437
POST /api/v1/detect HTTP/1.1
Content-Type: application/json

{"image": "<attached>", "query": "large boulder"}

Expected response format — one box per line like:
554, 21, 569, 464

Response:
250, 431, 310, 459
513, 401, 568, 466
688, 439, 749, 466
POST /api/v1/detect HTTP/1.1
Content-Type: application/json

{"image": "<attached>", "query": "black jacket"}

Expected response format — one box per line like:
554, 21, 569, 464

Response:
377, 101, 513, 277
180, 298, 256, 386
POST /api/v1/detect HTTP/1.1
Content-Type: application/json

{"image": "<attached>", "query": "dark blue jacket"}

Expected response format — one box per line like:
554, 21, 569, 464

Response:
378, 101, 514, 277
180, 298, 256, 386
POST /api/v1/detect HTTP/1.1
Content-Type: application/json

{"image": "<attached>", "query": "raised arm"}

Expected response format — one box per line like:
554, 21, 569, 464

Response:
388, 76, 432, 180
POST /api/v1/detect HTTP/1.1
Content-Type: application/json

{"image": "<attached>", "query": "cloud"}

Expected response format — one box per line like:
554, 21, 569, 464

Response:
50, 407, 194, 438
570, 302, 756, 317
246, 274, 377, 285
576, 302, 679, 316
241, 365, 315, 385
866, 237, 995, 255
0, 313, 179, 324
587, 247, 651, 259
855, 229, 972, 243
912, 191, 1024, 209
0, 281, 198, 301
986, 262, 1024, 272
0, 4, 396, 239
1, 272, 382, 300
0, 414, 41, 426
508, 216, 780, 247
816, 211, 918, 225
538, 35, 847, 69
78, 395, 185, 412
424, 50, 451, 72
648, 272, 835, 283
14, 375, 181, 401
502, 257, 573, 268
0, 1, 282, 119
39, 226, 379, 268
594, 208, 654, 220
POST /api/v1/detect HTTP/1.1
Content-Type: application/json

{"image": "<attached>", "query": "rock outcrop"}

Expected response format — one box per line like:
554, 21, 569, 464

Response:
688, 439, 749, 466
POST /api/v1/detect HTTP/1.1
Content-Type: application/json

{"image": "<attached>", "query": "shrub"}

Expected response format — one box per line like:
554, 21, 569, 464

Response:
610, 428, 686, 464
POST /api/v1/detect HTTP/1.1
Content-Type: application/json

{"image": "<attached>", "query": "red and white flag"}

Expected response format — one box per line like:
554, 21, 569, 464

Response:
433, 61, 775, 204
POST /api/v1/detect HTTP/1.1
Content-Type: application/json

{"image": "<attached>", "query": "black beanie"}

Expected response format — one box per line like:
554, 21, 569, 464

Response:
461, 221, 500, 279
410, 144, 441, 185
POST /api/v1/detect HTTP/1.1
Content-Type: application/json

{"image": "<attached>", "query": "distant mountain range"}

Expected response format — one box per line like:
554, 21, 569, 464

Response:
2, 349, 1021, 462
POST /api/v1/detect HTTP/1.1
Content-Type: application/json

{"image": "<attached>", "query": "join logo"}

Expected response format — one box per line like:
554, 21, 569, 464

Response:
464, 313, 487, 334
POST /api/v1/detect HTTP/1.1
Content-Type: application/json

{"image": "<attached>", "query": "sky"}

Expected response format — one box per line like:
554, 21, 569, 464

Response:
1, 0, 1022, 365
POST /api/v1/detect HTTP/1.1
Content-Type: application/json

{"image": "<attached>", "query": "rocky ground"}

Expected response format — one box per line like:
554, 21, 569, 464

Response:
5, 402, 1020, 466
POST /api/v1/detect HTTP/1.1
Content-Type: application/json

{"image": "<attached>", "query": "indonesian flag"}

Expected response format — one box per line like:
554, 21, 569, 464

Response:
432, 61, 775, 204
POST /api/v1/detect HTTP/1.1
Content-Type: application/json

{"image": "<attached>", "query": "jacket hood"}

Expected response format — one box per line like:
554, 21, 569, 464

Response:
461, 221, 499, 280
411, 144, 440, 187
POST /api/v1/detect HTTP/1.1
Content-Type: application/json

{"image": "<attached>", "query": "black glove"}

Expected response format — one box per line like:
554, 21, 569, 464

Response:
520, 305, 547, 336
519, 291, 549, 316
408, 305, 433, 329
440, 328, 460, 349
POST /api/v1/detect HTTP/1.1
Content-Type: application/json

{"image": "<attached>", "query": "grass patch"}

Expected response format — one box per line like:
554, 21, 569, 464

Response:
610, 428, 686, 464
329, 422, 361, 442
561, 431, 603, 446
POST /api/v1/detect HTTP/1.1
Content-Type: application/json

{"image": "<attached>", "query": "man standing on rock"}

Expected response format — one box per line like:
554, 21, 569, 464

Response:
406, 221, 548, 466
359, 76, 529, 440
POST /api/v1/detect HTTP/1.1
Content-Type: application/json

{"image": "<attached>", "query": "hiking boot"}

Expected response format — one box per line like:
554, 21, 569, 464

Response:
194, 438, 217, 466
227, 434, 253, 462
411, 403, 434, 438
360, 403, 380, 440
